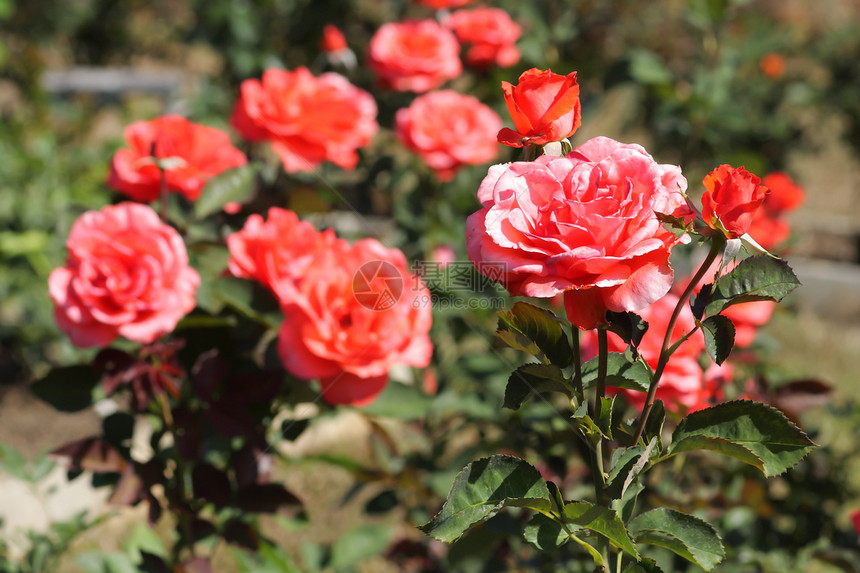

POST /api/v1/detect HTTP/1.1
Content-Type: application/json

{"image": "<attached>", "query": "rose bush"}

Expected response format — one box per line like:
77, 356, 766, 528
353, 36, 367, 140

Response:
701, 164, 768, 238
231, 67, 378, 172
444, 7, 521, 69
277, 238, 433, 406
496, 68, 582, 148
395, 89, 501, 181
48, 202, 200, 348
466, 136, 691, 329
581, 292, 711, 412
107, 115, 247, 202
368, 20, 462, 93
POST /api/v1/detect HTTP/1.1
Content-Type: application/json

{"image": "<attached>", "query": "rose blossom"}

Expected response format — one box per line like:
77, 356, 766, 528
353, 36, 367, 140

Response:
320, 24, 348, 53
748, 172, 805, 251
49, 202, 200, 348
581, 293, 708, 412
395, 90, 501, 181
496, 68, 582, 148
226, 207, 346, 296
418, 0, 473, 8
231, 67, 378, 172
466, 136, 691, 330
700, 164, 768, 239
107, 115, 247, 203
444, 7, 522, 69
277, 239, 433, 406
368, 20, 462, 93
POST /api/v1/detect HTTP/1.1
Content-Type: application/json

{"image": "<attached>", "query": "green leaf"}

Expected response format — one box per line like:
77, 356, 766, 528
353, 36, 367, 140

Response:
606, 311, 649, 348
669, 400, 816, 477
704, 255, 800, 316
562, 502, 639, 559
503, 363, 569, 410
628, 50, 672, 85
30, 365, 100, 412
329, 525, 392, 571
194, 164, 259, 220
582, 353, 650, 392
523, 513, 569, 551
420, 455, 551, 542
595, 396, 615, 439
629, 508, 725, 570
701, 315, 735, 365
497, 302, 572, 367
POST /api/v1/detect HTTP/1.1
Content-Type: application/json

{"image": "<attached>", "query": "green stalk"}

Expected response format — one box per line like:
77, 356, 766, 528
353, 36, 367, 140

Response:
631, 238, 724, 445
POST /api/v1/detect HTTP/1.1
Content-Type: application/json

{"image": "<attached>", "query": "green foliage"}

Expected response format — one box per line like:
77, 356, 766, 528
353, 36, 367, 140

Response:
503, 363, 569, 410
703, 255, 800, 316
581, 352, 651, 392
193, 164, 259, 220
629, 508, 725, 571
669, 400, 817, 477
497, 301, 572, 368
420, 455, 551, 543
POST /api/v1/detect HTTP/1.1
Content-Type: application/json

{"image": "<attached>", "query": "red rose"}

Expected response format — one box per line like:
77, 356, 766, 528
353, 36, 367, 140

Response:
444, 7, 521, 69
107, 115, 247, 203
320, 24, 348, 53
48, 203, 200, 348
496, 68, 582, 148
277, 239, 433, 406
417, 0, 474, 9
701, 164, 768, 239
747, 172, 804, 251
226, 207, 346, 296
395, 90, 501, 181
368, 20, 462, 93
466, 136, 690, 330
231, 67, 378, 172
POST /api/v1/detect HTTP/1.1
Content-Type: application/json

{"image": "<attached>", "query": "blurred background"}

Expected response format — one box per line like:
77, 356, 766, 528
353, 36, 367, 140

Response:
1, 0, 859, 571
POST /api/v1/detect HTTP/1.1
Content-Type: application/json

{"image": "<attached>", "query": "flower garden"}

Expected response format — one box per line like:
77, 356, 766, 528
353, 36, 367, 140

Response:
2, 0, 860, 571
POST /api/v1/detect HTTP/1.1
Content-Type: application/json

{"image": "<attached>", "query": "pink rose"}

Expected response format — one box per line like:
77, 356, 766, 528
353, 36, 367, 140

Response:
226, 207, 346, 296
466, 136, 691, 330
231, 67, 378, 172
582, 293, 708, 412
107, 115, 247, 203
277, 239, 433, 406
395, 90, 501, 181
368, 20, 462, 93
49, 203, 200, 348
444, 7, 521, 69
701, 164, 768, 239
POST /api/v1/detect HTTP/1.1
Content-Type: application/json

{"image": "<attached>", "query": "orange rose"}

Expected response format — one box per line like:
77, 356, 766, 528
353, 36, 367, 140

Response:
231, 67, 378, 172
496, 68, 582, 148
368, 20, 462, 93
701, 165, 768, 239
226, 207, 346, 296
107, 115, 247, 203
277, 239, 433, 406
395, 89, 501, 181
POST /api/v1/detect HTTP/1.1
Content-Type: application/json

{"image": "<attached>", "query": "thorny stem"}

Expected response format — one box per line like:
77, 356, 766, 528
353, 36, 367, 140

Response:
594, 327, 611, 571
631, 238, 723, 445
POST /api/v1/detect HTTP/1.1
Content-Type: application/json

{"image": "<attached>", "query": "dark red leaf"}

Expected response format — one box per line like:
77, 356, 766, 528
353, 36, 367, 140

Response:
234, 483, 302, 514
